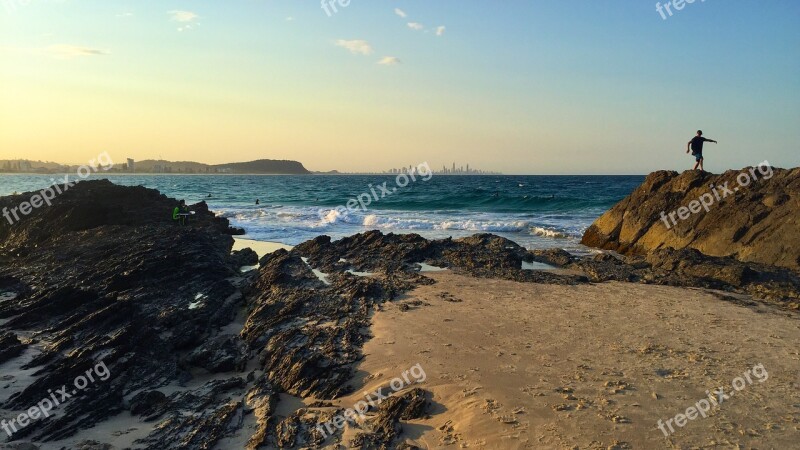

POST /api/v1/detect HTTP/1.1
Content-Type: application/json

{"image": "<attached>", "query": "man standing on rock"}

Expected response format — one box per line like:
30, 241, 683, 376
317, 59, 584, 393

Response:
686, 130, 718, 171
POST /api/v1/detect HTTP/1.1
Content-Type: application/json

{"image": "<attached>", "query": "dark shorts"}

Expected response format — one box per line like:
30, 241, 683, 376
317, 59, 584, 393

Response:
693, 153, 703, 162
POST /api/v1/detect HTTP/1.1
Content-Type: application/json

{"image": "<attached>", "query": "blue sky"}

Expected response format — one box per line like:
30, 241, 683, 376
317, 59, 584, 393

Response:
0, 0, 798, 174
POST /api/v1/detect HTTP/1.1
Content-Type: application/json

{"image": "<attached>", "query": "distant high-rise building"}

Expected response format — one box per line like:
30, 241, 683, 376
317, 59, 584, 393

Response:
127, 158, 135, 173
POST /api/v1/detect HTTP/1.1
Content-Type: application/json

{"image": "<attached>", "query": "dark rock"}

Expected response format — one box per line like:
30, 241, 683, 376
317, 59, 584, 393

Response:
0, 181, 247, 443
230, 247, 259, 267
528, 248, 575, 267
0, 331, 26, 364
133, 378, 247, 449
350, 388, 431, 450
0, 443, 39, 450
293, 231, 584, 285
74, 440, 113, 450
129, 390, 169, 420
545, 246, 800, 307
243, 376, 278, 450
184, 335, 248, 373
228, 227, 247, 236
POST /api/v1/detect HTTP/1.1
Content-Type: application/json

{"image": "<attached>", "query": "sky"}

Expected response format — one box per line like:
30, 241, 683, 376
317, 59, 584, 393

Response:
0, 0, 798, 174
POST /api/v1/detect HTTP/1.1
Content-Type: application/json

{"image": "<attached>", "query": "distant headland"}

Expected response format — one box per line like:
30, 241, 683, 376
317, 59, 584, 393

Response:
0, 158, 312, 175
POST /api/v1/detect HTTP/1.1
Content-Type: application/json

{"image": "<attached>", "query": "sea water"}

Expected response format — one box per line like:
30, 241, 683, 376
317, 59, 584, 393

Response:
0, 174, 643, 253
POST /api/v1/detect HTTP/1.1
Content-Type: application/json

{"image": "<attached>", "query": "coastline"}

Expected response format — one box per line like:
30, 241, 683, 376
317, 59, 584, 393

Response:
0, 177, 797, 449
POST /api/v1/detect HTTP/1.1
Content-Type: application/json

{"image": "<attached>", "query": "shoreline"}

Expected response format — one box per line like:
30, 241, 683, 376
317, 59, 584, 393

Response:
0, 178, 797, 449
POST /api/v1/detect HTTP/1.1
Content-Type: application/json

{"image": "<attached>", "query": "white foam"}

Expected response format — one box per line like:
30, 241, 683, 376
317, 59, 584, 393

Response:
219, 205, 585, 250
530, 226, 568, 239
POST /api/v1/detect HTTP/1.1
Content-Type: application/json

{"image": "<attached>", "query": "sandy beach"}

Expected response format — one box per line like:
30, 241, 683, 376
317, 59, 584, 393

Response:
233, 238, 294, 257
332, 272, 800, 449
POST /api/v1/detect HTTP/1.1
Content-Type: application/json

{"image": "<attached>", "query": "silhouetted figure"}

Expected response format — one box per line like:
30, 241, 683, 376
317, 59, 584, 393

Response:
686, 130, 718, 171
255, 199, 260, 205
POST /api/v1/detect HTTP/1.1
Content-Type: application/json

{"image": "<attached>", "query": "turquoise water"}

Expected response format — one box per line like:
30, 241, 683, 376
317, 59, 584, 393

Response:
0, 174, 643, 251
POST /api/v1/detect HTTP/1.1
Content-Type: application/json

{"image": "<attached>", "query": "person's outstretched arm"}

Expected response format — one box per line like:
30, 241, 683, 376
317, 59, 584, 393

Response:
705, 137, 718, 144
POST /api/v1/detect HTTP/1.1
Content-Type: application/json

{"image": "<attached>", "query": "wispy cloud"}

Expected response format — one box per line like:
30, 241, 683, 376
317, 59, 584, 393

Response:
285, 16, 294, 21
394, 8, 407, 18
46, 45, 108, 59
168, 10, 198, 23
0, 44, 110, 59
436, 26, 446, 36
378, 56, 401, 66
335, 39, 373, 56
116, 12, 134, 18
407, 22, 423, 31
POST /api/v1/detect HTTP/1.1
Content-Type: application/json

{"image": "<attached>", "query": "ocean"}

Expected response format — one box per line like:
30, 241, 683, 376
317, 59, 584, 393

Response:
0, 174, 643, 253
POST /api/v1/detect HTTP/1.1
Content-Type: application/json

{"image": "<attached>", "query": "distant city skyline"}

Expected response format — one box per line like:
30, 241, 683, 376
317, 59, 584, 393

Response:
1, 2, 798, 174
383, 163, 499, 175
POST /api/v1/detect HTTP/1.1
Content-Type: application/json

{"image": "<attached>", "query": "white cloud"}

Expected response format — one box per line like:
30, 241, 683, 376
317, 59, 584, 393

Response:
116, 12, 134, 18
407, 22, 423, 31
378, 56, 401, 66
45, 45, 108, 59
335, 39, 373, 56
285, 16, 294, 21
436, 25, 446, 36
168, 10, 198, 23
394, 8, 407, 18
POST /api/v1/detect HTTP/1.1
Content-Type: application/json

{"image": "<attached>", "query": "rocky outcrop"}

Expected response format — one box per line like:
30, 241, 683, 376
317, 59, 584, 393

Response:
0, 180, 248, 445
581, 167, 800, 271
294, 231, 587, 285
2, 182, 558, 448
536, 248, 800, 308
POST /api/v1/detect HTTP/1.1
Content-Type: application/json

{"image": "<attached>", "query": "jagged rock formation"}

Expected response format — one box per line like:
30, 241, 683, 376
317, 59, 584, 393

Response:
530, 247, 800, 308
0, 180, 247, 444
581, 167, 800, 271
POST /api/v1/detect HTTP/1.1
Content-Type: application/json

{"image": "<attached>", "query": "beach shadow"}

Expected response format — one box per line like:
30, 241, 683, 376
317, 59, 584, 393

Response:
399, 392, 447, 442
